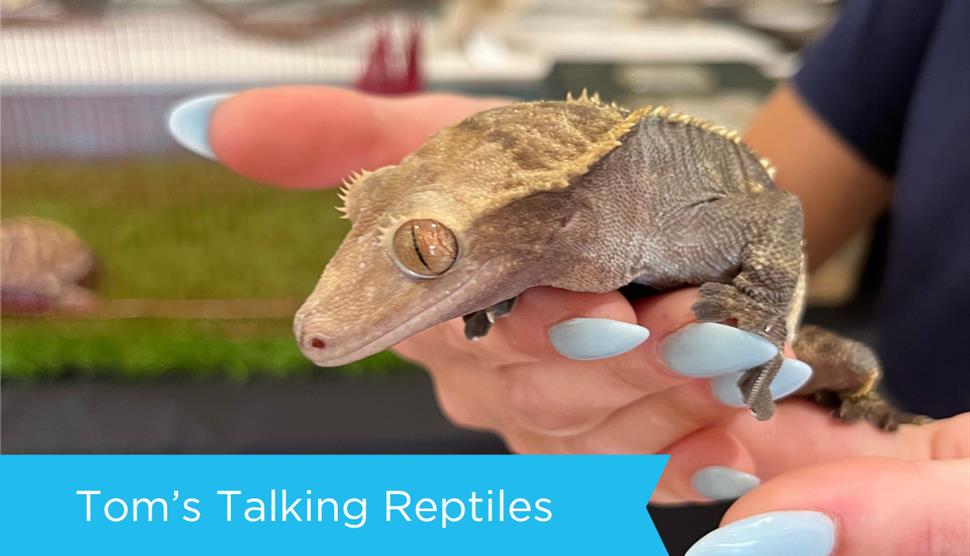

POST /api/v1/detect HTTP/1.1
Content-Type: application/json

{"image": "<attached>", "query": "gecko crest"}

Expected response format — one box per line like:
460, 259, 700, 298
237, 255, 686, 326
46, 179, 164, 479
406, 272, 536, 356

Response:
336, 169, 372, 220
625, 105, 776, 177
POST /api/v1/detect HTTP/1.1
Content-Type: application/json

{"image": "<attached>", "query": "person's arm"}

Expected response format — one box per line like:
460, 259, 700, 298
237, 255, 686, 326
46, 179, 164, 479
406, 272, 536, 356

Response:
747, 0, 946, 270
744, 85, 891, 269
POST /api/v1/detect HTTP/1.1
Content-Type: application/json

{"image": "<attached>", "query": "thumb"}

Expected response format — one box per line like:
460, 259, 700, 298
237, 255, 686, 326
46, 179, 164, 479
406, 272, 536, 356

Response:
209, 87, 505, 189
686, 456, 970, 556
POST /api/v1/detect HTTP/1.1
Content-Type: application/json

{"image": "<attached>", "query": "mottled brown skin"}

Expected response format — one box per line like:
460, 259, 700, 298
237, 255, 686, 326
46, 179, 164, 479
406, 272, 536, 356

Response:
793, 325, 930, 429
294, 95, 926, 430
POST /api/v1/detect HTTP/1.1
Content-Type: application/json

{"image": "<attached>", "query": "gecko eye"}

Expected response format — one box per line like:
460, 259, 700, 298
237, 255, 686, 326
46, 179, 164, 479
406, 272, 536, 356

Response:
392, 219, 459, 278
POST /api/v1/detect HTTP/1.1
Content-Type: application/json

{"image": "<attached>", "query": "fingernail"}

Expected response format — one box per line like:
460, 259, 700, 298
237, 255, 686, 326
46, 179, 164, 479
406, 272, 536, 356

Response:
692, 466, 760, 501
549, 318, 650, 360
686, 511, 835, 556
166, 93, 233, 160
661, 322, 777, 377
711, 358, 813, 407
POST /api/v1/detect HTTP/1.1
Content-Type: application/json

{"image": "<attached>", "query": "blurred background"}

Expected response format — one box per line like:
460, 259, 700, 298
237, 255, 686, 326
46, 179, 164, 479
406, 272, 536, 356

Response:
2, 0, 870, 551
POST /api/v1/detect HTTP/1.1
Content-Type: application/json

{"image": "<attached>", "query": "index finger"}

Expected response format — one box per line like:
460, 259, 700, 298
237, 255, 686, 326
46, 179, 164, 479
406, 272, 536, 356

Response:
208, 87, 507, 189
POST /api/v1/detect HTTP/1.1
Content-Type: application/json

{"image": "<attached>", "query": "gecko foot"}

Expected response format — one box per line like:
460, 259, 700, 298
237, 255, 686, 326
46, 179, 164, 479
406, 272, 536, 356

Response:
814, 390, 932, 431
693, 282, 790, 420
462, 297, 518, 340
792, 324, 931, 430
693, 282, 779, 333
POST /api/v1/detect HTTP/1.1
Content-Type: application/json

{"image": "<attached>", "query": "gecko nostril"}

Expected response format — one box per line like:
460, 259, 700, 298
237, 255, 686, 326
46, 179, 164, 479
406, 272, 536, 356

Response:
309, 337, 326, 350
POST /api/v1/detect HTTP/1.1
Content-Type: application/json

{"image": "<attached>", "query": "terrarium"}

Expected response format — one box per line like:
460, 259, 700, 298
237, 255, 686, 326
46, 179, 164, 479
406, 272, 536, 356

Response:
1, 1, 444, 383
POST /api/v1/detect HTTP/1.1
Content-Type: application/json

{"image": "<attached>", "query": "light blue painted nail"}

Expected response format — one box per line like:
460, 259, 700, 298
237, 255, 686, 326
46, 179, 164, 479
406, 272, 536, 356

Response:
692, 466, 760, 501
661, 322, 777, 377
166, 93, 233, 160
711, 359, 813, 407
548, 318, 649, 360
686, 510, 835, 556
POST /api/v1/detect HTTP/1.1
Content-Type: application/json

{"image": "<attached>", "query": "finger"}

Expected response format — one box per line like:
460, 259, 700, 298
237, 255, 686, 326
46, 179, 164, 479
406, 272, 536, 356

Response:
496, 285, 798, 437
416, 286, 648, 436
499, 359, 651, 435
651, 427, 759, 504
725, 404, 970, 478
394, 319, 509, 432
395, 285, 654, 437
561, 379, 742, 455
429, 365, 508, 433
501, 428, 568, 455
654, 406, 968, 506
481, 287, 660, 435
209, 86, 506, 188
485, 287, 798, 437
633, 288, 797, 388
687, 456, 970, 556
486, 287, 690, 401
557, 354, 815, 457
484, 286, 642, 364
394, 286, 644, 436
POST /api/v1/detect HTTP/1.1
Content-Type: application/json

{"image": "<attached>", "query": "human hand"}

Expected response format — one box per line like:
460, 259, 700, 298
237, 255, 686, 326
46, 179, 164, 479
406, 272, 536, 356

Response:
684, 451, 969, 555
174, 86, 970, 553
168, 86, 507, 189
174, 86, 809, 484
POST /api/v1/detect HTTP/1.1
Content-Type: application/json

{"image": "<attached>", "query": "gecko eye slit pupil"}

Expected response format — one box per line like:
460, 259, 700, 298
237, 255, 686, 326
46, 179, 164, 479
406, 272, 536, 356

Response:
392, 219, 458, 278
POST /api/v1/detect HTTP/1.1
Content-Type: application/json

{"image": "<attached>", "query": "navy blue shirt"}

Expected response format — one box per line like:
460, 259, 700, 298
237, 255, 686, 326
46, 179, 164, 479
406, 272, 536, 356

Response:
793, 0, 969, 418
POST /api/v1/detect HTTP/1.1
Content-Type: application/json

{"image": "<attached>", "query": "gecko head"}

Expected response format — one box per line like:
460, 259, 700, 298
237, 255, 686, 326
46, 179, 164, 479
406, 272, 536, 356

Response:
292, 173, 571, 368
295, 100, 633, 367
295, 214, 498, 366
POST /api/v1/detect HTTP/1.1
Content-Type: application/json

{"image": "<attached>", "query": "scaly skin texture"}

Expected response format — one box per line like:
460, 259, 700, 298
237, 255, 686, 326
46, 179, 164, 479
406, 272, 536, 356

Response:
293, 94, 926, 429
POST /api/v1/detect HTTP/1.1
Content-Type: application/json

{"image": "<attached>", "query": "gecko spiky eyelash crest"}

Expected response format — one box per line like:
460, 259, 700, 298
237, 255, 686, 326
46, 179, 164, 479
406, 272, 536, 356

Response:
564, 88, 615, 108
335, 169, 372, 220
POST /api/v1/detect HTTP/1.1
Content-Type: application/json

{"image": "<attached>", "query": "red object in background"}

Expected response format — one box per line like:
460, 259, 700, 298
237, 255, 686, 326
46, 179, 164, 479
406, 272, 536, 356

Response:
355, 23, 424, 94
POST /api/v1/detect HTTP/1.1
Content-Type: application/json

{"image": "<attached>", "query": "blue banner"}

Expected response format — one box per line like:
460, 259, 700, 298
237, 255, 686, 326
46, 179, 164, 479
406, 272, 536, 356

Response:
1, 455, 669, 554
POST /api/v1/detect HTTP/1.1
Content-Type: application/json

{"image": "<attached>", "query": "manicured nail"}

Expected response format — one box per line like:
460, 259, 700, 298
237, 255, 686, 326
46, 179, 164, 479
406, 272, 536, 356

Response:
686, 511, 835, 556
692, 466, 760, 501
548, 318, 649, 360
711, 358, 813, 407
166, 93, 233, 160
661, 322, 777, 377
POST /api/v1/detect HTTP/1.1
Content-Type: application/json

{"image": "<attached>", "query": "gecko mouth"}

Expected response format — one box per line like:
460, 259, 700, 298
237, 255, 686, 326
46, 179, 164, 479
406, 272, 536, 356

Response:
295, 259, 506, 367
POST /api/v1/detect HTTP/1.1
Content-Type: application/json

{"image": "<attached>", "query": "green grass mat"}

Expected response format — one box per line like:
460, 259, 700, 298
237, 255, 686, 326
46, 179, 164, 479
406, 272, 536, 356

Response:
2, 159, 348, 298
2, 159, 413, 379
1, 318, 411, 380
